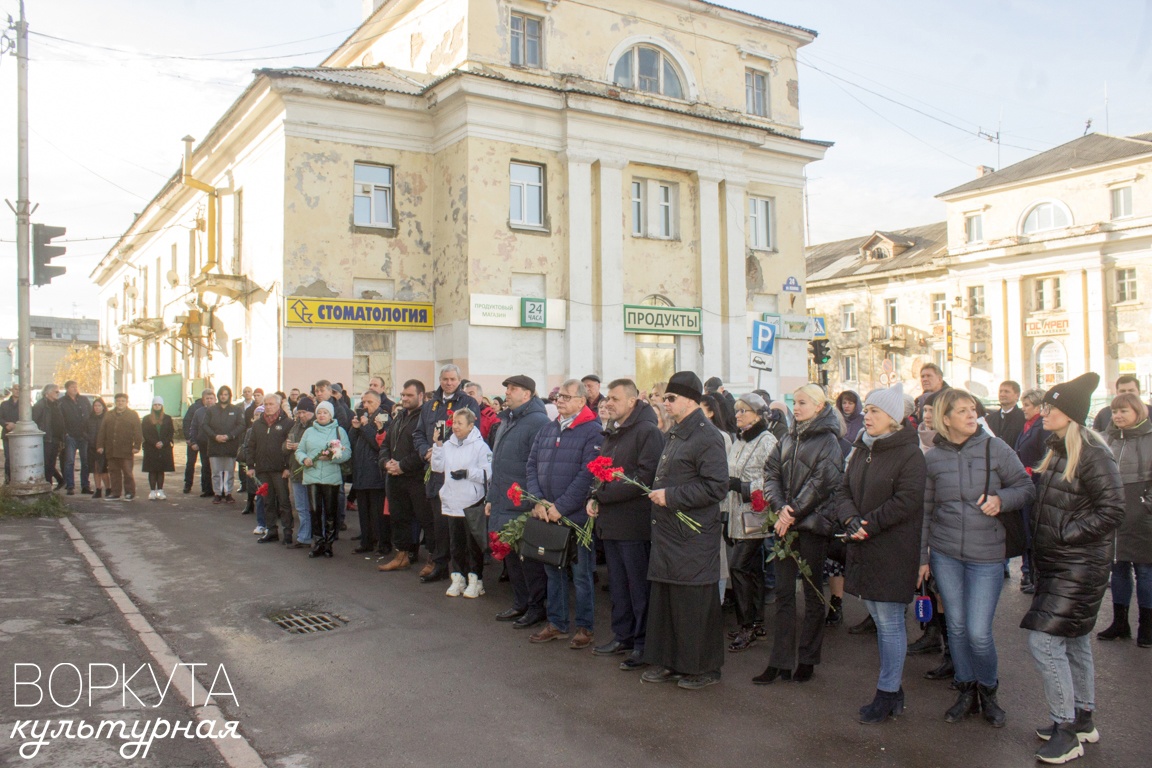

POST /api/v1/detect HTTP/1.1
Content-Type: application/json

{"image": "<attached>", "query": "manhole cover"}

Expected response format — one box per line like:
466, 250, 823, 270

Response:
268, 609, 347, 634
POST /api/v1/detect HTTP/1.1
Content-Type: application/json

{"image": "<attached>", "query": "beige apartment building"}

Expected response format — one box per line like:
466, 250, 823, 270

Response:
91, 0, 830, 404
807, 132, 1152, 400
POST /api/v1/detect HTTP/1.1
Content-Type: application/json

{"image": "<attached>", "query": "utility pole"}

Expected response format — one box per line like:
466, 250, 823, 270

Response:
5, 0, 49, 497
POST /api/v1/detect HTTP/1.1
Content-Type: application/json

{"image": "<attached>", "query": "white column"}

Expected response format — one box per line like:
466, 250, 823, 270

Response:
598, 160, 628, 378
1005, 277, 1024, 384
986, 278, 1008, 380
697, 174, 723, 378
1084, 265, 1107, 377
721, 178, 750, 389
1062, 270, 1088, 377
565, 156, 595, 377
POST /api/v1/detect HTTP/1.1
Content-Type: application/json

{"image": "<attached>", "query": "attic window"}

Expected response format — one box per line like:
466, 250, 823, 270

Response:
869, 246, 890, 260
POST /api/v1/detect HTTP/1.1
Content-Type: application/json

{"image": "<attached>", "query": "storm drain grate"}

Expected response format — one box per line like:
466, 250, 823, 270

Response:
269, 610, 347, 634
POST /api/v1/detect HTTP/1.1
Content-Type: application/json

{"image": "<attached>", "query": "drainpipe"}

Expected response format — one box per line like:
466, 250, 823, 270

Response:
180, 135, 218, 274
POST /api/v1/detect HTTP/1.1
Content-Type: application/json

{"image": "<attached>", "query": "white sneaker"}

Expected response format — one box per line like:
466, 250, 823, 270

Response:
156, 490, 167, 500
253, 526, 266, 535
148, 490, 157, 500
463, 574, 485, 598
445, 572, 466, 597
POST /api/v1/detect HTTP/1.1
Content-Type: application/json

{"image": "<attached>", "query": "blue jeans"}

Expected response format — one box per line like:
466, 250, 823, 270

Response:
1111, 562, 1152, 608
545, 543, 595, 633
61, 436, 89, 491
292, 481, 312, 542
1028, 630, 1095, 723
930, 550, 1003, 686
255, 494, 266, 528
864, 600, 908, 693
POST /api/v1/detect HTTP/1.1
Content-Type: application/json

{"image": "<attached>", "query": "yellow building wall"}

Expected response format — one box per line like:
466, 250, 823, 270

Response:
619, 164, 701, 306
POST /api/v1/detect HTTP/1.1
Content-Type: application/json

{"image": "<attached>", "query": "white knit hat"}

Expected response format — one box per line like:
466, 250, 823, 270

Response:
152, 396, 164, 407
315, 400, 335, 417
864, 383, 905, 425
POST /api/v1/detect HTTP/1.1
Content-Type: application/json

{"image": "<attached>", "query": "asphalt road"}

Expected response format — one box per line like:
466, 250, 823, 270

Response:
3, 464, 1150, 768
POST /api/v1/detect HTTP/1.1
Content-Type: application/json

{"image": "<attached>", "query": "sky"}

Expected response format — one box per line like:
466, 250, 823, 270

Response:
1, 0, 1151, 337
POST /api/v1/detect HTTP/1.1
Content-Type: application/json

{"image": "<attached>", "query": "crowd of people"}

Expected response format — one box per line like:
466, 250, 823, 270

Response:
2, 365, 1148, 764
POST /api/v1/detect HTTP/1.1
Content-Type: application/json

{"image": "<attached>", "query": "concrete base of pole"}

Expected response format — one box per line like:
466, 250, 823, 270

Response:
5, 422, 51, 499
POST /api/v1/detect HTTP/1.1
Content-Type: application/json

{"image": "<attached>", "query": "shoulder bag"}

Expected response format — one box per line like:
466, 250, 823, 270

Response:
464, 470, 489, 550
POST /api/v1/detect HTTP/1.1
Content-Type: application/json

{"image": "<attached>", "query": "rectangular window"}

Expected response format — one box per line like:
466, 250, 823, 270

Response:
748, 197, 774, 250
968, 285, 985, 315
931, 293, 947, 323
1053, 277, 1062, 308
841, 303, 856, 331
1117, 267, 1138, 302
631, 180, 645, 236
745, 69, 768, 116
964, 213, 983, 243
841, 352, 857, 383
1035, 279, 1049, 310
353, 163, 394, 228
884, 298, 898, 326
657, 184, 674, 238
1111, 186, 1133, 220
509, 162, 545, 228
510, 13, 542, 68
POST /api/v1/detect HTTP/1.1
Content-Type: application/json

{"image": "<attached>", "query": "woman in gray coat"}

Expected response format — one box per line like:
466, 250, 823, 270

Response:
921, 389, 1034, 727
1100, 393, 1152, 646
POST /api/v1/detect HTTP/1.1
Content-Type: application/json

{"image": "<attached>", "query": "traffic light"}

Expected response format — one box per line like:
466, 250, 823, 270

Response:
809, 339, 831, 366
32, 223, 67, 286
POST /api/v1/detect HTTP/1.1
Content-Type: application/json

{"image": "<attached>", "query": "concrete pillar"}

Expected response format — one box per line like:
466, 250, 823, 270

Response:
986, 278, 1007, 380
1084, 265, 1107, 377
597, 159, 628, 378
697, 174, 723, 378
566, 156, 595, 377
1005, 277, 1024, 384
721, 178, 750, 389
1062, 270, 1088, 376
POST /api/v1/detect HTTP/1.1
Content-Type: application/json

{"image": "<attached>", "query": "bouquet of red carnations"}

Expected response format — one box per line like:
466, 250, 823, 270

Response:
586, 456, 703, 534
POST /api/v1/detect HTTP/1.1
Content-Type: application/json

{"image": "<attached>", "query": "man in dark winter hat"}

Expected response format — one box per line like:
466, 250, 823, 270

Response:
640, 371, 729, 690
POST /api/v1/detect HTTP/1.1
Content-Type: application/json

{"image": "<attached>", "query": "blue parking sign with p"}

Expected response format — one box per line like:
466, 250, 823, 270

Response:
752, 320, 776, 355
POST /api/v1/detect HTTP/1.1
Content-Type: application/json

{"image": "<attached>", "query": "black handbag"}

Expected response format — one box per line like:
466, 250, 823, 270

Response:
464, 471, 489, 550
987, 439, 1027, 558
518, 517, 578, 568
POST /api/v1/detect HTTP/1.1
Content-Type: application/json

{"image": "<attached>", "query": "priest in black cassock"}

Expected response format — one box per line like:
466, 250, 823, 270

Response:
640, 371, 730, 690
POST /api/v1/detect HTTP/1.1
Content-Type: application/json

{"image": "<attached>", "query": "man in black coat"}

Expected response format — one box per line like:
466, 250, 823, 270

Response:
378, 380, 431, 572
32, 384, 66, 488
199, 385, 246, 503
412, 364, 481, 583
187, 390, 216, 497
986, 380, 1026, 449
587, 379, 664, 670
58, 380, 92, 495
350, 390, 390, 556
640, 371, 729, 690
244, 393, 295, 544
182, 391, 208, 494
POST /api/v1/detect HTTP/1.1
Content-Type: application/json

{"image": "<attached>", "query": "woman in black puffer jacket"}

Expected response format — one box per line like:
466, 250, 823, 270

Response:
1022, 373, 1124, 765
756, 384, 844, 684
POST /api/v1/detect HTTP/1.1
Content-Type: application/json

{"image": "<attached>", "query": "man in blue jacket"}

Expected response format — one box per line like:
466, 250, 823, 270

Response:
486, 375, 550, 628
526, 378, 604, 648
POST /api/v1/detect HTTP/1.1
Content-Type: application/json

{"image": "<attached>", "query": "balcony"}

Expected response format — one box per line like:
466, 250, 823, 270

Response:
870, 324, 930, 351
118, 317, 167, 338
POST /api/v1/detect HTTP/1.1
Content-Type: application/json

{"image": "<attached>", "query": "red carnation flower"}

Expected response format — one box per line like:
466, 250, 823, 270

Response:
488, 531, 513, 561
255, 483, 269, 498
507, 483, 524, 506
587, 456, 622, 483
750, 489, 767, 512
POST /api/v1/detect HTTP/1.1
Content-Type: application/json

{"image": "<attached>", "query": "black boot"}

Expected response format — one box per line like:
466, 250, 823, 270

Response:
751, 665, 791, 685
1138, 607, 1152, 648
1097, 602, 1131, 640
847, 614, 876, 635
944, 681, 980, 723
826, 594, 844, 627
908, 618, 943, 655
858, 688, 904, 724
1036, 708, 1099, 743
925, 619, 954, 680
977, 683, 1007, 728
1035, 722, 1084, 764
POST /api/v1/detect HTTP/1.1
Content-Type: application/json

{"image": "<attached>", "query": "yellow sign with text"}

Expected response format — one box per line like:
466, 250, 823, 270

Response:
285, 296, 434, 331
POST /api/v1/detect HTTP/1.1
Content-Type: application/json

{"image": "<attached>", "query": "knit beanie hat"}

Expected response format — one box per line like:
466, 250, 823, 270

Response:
1043, 372, 1100, 425
295, 395, 316, 413
865, 383, 905, 425
151, 396, 164, 407
315, 400, 335, 417
666, 371, 703, 403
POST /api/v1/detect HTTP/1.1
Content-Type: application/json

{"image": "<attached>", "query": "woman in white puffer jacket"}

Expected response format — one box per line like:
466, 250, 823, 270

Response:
431, 409, 493, 598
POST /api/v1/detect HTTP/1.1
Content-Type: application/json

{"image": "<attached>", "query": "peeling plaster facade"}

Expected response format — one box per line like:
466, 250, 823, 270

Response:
92, 0, 829, 404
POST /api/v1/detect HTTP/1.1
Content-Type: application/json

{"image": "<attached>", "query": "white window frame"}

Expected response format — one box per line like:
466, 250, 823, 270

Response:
1116, 267, 1137, 302
964, 213, 983, 243
510, 12, 542, 68
841, 303, 856, 331
509, 162, 546, 229
1021, 201, 1071, 235
656, 184, 675, 238
931, 293, 947, 323
353, 163, 395, 228
745, 69, 768, 117
748, 196, 774, 251
884, 298, 899, 326
967, 285, 985, 316
1111, 186, 1133, 220
612, 45, 685, 99
841, 352, 857, 383
630, 180, 646, 237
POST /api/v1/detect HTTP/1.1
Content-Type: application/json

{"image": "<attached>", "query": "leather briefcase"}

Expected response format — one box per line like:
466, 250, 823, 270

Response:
518, 517, 578, 568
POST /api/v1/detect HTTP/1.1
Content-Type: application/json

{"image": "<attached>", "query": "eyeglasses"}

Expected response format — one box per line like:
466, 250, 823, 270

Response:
734, 408, 752, 415
555, 393, 579, 402
661, 394, 679, 403
1040, 403, 1053, 415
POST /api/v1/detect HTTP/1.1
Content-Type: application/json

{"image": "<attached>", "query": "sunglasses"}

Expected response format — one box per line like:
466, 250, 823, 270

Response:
662, 394, 679, 403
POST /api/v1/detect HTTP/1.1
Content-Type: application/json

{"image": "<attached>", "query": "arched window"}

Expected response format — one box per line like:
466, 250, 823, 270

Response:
1021, 202, 1071, 235
612, 45, 684, 99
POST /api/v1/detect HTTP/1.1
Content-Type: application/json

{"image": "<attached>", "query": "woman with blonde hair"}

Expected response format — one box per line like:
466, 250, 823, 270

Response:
756, 383, 843, 684
1024, 373, 1123, 763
